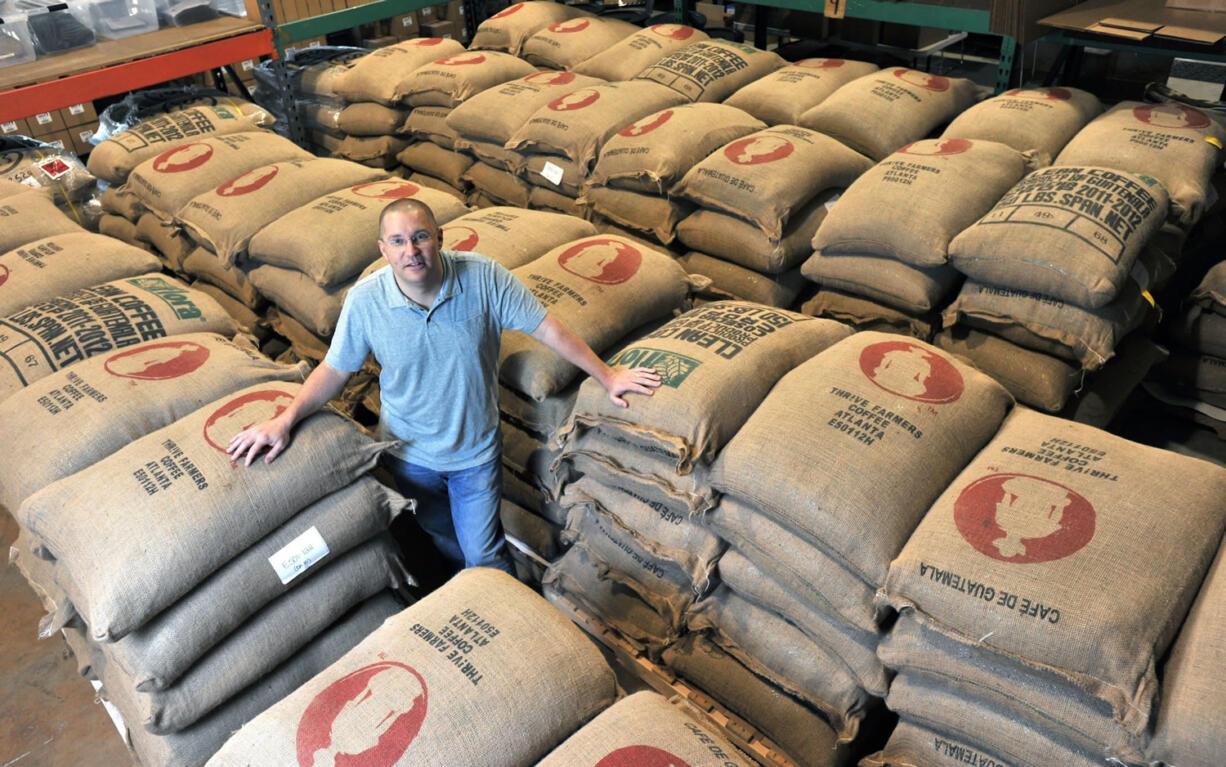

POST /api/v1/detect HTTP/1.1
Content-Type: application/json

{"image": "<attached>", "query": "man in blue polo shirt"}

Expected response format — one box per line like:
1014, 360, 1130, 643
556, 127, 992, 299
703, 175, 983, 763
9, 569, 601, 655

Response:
227, 198, 661, 574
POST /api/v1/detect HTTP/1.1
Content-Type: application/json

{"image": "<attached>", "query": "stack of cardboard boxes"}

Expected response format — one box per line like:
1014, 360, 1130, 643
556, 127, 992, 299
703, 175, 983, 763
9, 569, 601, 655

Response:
1, 101, 99, 156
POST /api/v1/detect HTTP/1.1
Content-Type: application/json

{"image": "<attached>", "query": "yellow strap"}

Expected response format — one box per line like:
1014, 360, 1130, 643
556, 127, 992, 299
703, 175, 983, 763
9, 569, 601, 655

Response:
1206, 135, 1223, 150
1142, 290, 1156, 308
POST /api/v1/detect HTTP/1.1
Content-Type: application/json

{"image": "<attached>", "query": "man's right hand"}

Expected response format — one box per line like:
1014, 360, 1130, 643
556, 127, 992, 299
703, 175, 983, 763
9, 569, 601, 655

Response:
227, 415, 293, 467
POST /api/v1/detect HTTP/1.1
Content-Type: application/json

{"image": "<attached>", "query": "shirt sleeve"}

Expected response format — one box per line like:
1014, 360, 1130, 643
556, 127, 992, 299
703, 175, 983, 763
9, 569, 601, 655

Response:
490, 261, 547, 334
324, 286, 371, 373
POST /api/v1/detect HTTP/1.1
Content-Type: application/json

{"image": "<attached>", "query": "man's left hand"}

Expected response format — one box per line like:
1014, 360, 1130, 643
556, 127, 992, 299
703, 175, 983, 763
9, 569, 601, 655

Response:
604, 366, 662, 408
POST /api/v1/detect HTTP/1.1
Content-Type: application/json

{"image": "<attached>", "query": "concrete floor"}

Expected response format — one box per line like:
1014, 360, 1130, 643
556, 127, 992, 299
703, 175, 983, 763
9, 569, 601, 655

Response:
0, 511, 135, 767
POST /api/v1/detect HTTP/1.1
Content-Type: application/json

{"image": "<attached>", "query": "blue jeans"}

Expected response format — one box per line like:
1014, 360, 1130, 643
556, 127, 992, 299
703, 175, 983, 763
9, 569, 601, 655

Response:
382, 454, 513, 574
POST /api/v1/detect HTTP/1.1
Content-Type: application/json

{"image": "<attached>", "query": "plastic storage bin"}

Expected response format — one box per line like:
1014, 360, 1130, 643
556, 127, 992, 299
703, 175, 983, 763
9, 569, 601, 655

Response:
90, 0, 155, 38
0, 14, 36, 67
154, 0, 216, 26
18, 0, 96, 54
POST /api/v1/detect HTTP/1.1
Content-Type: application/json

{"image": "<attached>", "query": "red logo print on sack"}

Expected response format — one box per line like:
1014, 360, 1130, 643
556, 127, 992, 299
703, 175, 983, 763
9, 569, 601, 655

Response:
151, 142, 214, 173
897, 138, 973, 156
104, 341, 211, 381
295, 662, 429, 767
216, 165, 279, 197
723, 135, 794, 165
443, 225, 479, 251
490, 2, 523, 18
1004, 87, 1071, 101
203, 389, 295, 452
0, 264, 8, 288
525, 71, 577, 86
596, 745, 695, 767
954, 473, 1095, 563
549, 88, 601, 111
796, 58, 845, 69
411, 37, 446, 46
650, 24, 695, 40
558, 238, 641, 284
619, 110, 674, 137
893, 69, 950, 92
1133, 104, 1212, 130
436, 53, 486, 66
859, 341, 964, 404
352, 180, 421, 199
549, 18, 590, 33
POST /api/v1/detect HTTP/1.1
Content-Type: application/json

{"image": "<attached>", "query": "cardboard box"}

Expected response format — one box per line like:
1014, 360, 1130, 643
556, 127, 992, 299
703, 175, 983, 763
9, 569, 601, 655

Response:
695, 1, 728, 28
38, 129, 73, 153
443, 0, 463, 20
418, 3, 436, 22
0, 118, 30, 137
390, 11, 420, 38
235, 58, 260, 82
880, 22, 950, 50
421, 19, 455, 38
71, 124, 98, 157
27, 110, 66, 136
60, 102, 97, 128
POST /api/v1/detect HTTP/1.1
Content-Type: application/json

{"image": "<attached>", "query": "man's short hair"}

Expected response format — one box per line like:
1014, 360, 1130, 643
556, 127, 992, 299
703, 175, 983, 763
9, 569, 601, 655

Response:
379, 198, 437, 239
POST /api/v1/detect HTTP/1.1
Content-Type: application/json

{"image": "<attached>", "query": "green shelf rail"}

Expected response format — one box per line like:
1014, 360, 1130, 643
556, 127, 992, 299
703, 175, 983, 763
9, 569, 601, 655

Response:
273, 0, 440, 47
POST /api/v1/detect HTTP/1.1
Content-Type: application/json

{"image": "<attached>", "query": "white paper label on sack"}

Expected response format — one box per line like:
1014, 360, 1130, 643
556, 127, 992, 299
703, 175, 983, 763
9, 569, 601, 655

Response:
824, 192, 841, 212
541, 161, 565, 186
268, 526, 330, 585
18, 176, 41, 189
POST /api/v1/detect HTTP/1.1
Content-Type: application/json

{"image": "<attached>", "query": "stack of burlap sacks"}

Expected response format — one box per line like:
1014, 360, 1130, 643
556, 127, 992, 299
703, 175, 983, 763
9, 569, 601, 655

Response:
3, 346, 417, 766
0, 137, 101, 229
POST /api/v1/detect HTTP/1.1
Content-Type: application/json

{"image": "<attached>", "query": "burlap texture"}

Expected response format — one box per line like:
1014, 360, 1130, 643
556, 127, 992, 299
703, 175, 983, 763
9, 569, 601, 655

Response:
1158, 352, 1226, 409
553, 433, 712, 519
580, 186, 690, 244
441, 206, 596, 271
136, 212, 194, 272
0, 332, 306, 513
573, 24, 709, 82
409, 172, 467, 201
800, 289, 935, 339
521, 15, 638, 70
0, 232, 161, 317
206, 568, 618, 767
1190, 260, 1226, 313
812, 138, 1031, 267
0, 188, 83, 252
501, 417, 559, 487
672, 125, 872, 240
99, 214, 146, 248
400, 51, 538, 108
399, 106, 452, 148
675, 192, 835, 274
396, 142, 474, 189
942, 87, 1102, 165
1171, 305, 1226, 359
947, 166, 1169, 309
507, 80, 689, 168
453, 137, 525, 171
20, 382, 389, 641
181, 247, 263, 309
881, 407, 1226, 736
334, 37, 466, 105
500, 234, 690, 399
0, 178, 30, 199
798, 68, 979, 161
1054, 101, 1225, 224
337, 102, 410, 137
334, 135, 409, 166
499, 381, 578, 437
469, 1, 590, 56
0, 274, 237, 400
499, 498, 560, 560
801, 252, 962, 314
530, 186, 587, 218
635, 40, 784, 103
536, 692, 755, 766
298, 50, 369, 99
301, 103, 343, 135
725, 58, 880, 126
447, 71, 606, 147
680, 251, 805, 308
463, 161, 533, 207
248, 264, 351, 338
100, 186, 147, 219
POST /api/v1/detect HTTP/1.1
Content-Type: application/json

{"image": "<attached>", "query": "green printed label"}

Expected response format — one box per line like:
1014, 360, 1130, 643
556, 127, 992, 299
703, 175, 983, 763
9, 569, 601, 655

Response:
126, 277, 203, 321
608, 347, 700, 388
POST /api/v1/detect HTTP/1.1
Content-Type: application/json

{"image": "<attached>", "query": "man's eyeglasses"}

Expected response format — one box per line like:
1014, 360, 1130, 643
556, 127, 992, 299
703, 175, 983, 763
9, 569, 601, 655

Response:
385, 231, 435, 248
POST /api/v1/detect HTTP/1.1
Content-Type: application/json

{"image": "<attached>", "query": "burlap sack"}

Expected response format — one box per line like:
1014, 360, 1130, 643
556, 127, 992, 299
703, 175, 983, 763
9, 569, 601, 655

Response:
521, 15, 639, 70
688, 585, 869, 740
301, 103, 343, 135
881, 406, 1226, 735
560, 301, 849, 473
662, 634, 848, 767
1172, 305, 1226, 359
0, 144, 94, 210
440, 206, 595, 271
310, 130, 345, 156
725, 58, 880, 126
136, 537, 406, 734
337, 102, 410, 136
97, 594, 402, 767
675, 192, 835, 274
469, 0, 590, 56
137, 213, 194, 271
181, 247, 263, 308
530, 186, 586, 217
574, 24, 710, 82
1062, 334, 1166, 429
934, 326, 1081, 413
801, 252, 962, 314
589, 103, 765, 195
464, 161, 533, 207
499, 498, 559, 560
269, 308, 330, 362
20, 381, 390, 640
1055, 101, 1225, 224
455, 137, 527, 172
507, 80, 689, 169
1190, 260, 1226, 313
400, 51, 538, 109
0, 232, 161, 317
798, 68, 979, 161
0, 188, 83, 252
942, 87, 1102, 165
811, 139, 1032, 267
206, 568, 617, 767
537, 691, 755, 767
522, 153, 585, 196
948, 166, 1169, 308
0, 177, 30, 199
634, 40, 784, 103
943, 280, 1148, 370
334, 37, 466, 105
447, 71, 607, 148
402, 105, 456, 148
679, 251, 805, 308
11, 530, 74, 635
334, 135, 410, 167
125, 132, 313, 217
801, 289, 936, 339
500, 381, 578, 437
711, 332, 1012, 590
580, 186, 690, 244
1158, 352, 1226, 409
410, 172, 467, 201
0, 274, 237, 400
543, 542, 675, 648
672, 126, 873, 240
87, 105, 267, 184
100, 214, 146, 248
249, 179, 467, 288
396, 142, 474, 189
246, 264, 347, 337
100, 186, 147, 219
177, 158, 383, 265
0, 332, 306, 513
500, 235, 691, 399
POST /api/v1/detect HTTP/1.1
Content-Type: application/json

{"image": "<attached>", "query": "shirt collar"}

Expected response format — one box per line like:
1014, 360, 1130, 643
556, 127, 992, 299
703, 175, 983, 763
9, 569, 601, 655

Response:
378, 251, 464, 311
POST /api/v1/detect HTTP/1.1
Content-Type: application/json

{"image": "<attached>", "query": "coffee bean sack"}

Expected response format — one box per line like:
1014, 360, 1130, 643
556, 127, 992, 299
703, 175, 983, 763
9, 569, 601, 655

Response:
800, 252, 962, 314
573, 24, 710, 82
934, 327, 1082, 413
942, 87, 1102, 165
0, 232, 161, 317
675, 193, 836, 274
441, 206, 596, 270
0, 188, 84, 252
635, 40, 785, 103
725, 58, 880, 126
679, 251, 806, 308
400, 51, 538, 109
522, 16, 640, 71
334, 37, 466, 105
800, 288, 936, 339
468, 0, 591, 56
